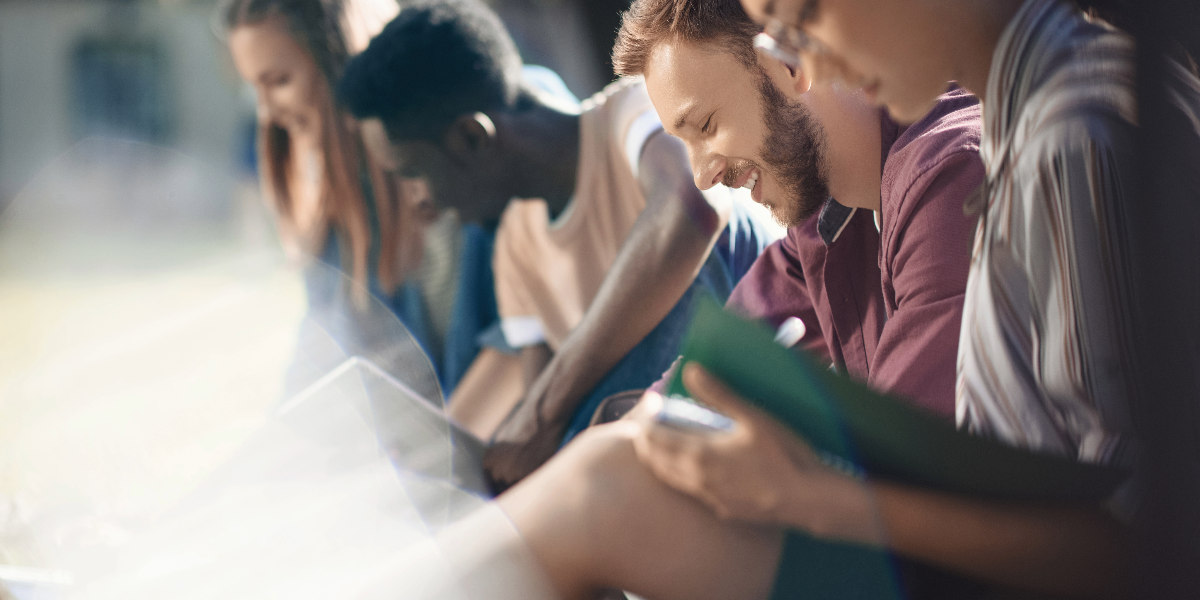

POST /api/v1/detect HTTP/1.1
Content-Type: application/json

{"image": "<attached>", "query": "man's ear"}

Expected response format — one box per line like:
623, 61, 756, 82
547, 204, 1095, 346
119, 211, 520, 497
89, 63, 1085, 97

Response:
442, 112, 498, 163
757, 51, 812, 100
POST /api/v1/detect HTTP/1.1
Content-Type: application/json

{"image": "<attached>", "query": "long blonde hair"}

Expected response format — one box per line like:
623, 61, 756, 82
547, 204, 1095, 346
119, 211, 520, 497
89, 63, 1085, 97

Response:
224, 0, 412, 294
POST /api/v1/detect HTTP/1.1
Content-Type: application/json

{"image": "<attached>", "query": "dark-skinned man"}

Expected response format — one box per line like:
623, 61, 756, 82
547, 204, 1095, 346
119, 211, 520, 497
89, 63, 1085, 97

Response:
337, 0, 777, 490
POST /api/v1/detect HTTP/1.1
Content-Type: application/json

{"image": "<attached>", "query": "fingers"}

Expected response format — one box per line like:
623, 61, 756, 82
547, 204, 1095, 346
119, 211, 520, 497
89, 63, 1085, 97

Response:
484, 421, 571, 494
681, 363, 755, 424
483, 441, 538, 494
632, 422, 717, 505
680, 364, 812, 460
485, 449, 533, 494
630, 394, 734, 511
482, 444, 517, 494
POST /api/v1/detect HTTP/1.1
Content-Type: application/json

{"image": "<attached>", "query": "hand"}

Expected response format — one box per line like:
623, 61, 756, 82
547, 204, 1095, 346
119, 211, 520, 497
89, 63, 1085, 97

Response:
483, 391, 569, 493
630, 364, 885, 545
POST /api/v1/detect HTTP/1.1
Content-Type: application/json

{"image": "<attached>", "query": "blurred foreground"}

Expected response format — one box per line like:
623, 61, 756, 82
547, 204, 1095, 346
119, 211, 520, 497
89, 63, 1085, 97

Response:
0, 139, 502, 600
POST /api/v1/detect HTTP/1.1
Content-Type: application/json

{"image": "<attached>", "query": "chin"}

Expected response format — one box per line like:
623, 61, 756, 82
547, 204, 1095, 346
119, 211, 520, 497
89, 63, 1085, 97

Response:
883, 94, 942, 126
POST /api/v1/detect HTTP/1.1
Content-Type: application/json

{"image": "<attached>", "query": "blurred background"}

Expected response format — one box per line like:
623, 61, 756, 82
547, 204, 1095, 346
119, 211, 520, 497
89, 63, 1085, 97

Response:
0, 0, 626, 593
0, 0, 631, 218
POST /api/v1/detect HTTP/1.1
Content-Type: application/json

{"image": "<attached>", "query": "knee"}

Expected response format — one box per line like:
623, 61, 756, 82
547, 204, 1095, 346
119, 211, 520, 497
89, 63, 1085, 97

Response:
499, 421, 639, 506
493, 423, 646, 591
555, 423, 665, 533
507, 421, 647, 530
561, 422, 644, 487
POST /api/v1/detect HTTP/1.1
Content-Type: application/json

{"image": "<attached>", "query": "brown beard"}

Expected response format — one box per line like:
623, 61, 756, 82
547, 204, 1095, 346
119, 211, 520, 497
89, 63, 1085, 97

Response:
753, 70, 831, 228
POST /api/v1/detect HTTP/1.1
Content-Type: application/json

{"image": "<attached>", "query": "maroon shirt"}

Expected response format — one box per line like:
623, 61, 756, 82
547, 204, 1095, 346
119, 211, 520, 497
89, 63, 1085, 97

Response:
728, 88, 983, 417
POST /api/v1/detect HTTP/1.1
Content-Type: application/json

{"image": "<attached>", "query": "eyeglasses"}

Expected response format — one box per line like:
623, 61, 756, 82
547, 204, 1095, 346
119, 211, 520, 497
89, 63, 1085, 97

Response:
752, 17, 829, 69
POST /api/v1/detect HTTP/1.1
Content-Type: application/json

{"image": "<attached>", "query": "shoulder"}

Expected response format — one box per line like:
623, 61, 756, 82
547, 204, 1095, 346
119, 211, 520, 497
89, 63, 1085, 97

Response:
1013, 20, 1136, 162
886, 90, 982, 188
583, 77, 661, 163
581, 76, 651, 116
1013, 82, 1138, 193
883, 91, 984, 219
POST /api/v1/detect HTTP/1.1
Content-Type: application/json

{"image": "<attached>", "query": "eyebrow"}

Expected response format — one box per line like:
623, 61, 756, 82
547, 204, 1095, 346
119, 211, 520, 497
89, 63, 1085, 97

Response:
672, 101, 699, 131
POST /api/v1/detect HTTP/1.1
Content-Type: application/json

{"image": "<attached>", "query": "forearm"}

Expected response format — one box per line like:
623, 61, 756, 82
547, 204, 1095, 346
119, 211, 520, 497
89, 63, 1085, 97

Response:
529, 202, 721, 423
527, 131, 729, 424
520, 344, 553, 391
781, 477, 1134, 598
876, 482, 1133, 597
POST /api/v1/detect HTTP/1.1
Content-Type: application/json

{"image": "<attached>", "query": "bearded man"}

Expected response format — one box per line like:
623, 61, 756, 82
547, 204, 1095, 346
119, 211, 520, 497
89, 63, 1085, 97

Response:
615, 0, 984, 415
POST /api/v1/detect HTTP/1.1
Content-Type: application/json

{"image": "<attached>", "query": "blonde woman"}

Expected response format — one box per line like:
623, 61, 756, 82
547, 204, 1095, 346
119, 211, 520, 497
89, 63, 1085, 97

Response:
225, 0, 423, 300
225, 0, 526, 409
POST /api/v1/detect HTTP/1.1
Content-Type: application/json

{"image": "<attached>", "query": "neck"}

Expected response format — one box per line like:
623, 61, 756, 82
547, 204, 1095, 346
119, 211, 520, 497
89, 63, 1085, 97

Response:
953, 0, 1025, 104
496, 100, 581, 218
813, 85, 885, 212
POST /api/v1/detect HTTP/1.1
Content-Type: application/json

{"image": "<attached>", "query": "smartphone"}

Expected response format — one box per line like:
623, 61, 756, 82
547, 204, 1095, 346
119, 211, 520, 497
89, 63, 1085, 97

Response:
655, 395, 735, 434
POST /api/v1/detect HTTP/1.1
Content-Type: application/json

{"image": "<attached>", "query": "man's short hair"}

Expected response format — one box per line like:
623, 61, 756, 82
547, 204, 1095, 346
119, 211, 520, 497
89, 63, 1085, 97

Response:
337, 0, 523, 142
612, 0, 762, 77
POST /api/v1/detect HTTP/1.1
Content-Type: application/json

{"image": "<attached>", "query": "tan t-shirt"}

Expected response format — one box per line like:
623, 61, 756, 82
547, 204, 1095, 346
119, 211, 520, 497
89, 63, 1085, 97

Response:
493, 77, 663, 350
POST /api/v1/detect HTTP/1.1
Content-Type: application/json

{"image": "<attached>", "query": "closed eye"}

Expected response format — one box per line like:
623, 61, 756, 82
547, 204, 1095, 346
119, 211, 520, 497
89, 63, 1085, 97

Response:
261, 72, 290, 88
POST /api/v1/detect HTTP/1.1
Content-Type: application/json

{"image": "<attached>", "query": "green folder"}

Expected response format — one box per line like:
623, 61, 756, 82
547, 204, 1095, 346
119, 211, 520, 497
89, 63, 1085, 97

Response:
665, 298, 1128, 503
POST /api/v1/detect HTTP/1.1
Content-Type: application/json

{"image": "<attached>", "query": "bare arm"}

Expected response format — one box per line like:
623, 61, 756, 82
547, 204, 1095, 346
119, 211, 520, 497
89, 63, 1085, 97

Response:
524, 131, 729, 425
520, 344, 553, 390
484, 131, 730, 490
633, 365, 1134, 598
870, 481, 1132, 598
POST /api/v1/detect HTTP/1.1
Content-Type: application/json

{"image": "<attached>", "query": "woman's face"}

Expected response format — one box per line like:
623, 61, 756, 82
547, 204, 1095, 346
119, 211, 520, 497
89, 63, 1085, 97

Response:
741, 0, 958, 123
230, 16, 326, 139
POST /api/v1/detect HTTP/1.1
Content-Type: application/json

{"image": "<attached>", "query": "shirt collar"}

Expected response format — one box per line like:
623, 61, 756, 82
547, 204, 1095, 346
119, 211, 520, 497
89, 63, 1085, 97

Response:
817, 109, 903, 246
817, 199, 856, 246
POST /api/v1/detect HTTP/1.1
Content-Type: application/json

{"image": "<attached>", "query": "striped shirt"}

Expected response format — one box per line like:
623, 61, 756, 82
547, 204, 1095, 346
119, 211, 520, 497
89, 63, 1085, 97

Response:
957, 0, 1147, 465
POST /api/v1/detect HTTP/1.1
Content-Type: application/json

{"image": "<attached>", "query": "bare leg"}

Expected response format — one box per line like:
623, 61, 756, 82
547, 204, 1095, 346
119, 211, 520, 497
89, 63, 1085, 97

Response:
498, 421, 784, 600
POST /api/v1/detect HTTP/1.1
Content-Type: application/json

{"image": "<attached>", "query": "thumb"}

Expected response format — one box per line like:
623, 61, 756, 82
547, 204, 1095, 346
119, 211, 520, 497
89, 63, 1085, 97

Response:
680, 363, 758, 425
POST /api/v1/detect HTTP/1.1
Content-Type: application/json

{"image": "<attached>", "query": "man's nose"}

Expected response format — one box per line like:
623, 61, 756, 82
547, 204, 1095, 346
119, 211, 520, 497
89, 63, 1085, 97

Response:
692, 153, 726, 191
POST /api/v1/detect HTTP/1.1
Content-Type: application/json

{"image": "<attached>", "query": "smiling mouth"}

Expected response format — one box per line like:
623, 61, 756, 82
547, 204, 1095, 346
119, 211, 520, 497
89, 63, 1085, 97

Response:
741, 170, 760, 192
728, 165, 760, 191
731, 166, 765, 204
